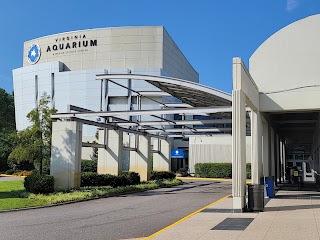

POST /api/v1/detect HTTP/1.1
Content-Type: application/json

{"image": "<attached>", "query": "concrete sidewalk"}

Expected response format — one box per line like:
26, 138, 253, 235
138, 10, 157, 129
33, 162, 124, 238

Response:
150, 190, 320, 240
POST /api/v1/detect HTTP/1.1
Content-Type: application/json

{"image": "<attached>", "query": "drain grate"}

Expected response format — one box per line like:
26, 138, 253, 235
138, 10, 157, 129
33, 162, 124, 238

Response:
211, 218, 254, 231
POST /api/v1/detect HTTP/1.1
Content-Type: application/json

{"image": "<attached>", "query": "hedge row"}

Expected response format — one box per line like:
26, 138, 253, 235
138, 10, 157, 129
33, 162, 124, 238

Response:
24, 170, 175, 194
195, 163, 251, 179
24, 170, 176, 194
150, 171, 176, 180
81, 171, 140, 187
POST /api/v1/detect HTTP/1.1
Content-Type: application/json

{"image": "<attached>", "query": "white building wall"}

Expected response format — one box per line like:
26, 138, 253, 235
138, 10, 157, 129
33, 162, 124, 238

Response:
12, 62, 63, 129
189, 135, 251, 173
162, 29, 199, 82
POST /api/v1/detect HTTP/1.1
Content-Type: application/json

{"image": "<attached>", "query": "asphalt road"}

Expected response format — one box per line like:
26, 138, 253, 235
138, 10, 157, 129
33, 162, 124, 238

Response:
0, 175, 23, 181
0, 180, 231, 240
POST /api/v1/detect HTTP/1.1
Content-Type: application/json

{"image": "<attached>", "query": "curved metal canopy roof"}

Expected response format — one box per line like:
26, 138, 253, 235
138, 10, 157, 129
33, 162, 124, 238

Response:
51, 74, 236, 139
96, 73, 232, 107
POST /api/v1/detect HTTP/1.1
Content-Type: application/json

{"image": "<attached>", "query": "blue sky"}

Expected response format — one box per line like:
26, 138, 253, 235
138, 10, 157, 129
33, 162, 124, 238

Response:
0, 0, 319, 94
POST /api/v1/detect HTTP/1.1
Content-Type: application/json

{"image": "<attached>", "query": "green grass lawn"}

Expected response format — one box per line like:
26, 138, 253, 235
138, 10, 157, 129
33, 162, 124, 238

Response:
0, 180, 45, 210
0, 179, 182, 211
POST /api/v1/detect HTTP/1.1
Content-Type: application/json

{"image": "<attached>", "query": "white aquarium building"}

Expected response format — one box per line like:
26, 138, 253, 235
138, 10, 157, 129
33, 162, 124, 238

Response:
13, 26, 199, 160
17, 14, 320, 197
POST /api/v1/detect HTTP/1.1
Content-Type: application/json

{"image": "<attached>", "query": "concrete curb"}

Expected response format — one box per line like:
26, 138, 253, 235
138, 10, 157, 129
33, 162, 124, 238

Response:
177, 177, 252, 184
177, 177, 232, 182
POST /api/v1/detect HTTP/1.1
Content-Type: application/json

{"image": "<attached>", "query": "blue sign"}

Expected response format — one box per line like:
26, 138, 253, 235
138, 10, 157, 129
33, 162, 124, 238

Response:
171, 148, 185, 158
27, 43, 41, 64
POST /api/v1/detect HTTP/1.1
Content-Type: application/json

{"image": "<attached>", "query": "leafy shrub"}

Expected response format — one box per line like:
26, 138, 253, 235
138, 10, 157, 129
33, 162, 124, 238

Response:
5, 169, 14, 175
24, 172, 54, 194
151, 171, 176, 180
195, 163, 251, 179
81, 171, 141, 187
81, 160, 97, 172
120, 171, 140, 185
81, 172, 108, 187
110, 175, 129, 187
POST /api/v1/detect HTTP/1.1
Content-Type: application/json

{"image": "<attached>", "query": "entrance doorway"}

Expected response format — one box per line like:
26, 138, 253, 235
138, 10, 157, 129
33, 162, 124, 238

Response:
286, 152, 312, 170
286, 145, 315, 184
270, 112, 319, 186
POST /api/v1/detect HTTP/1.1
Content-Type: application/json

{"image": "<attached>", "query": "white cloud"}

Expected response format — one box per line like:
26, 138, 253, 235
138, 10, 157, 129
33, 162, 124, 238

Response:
286, 0, 300, 11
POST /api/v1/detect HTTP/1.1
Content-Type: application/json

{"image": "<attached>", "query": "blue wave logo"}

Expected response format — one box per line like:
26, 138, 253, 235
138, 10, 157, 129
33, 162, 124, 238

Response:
27, 44, 41, 64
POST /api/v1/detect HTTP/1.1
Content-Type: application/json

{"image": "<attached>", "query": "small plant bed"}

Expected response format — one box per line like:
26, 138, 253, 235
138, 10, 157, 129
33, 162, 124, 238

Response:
0, 179, 182, 211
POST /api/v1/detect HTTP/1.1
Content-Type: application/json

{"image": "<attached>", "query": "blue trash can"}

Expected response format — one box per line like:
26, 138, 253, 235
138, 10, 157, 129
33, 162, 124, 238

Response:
260, 176, 275, 198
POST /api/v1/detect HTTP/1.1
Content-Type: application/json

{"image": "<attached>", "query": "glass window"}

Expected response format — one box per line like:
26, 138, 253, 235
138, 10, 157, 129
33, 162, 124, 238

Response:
287, 162, 294, 167
304, 155, 311, 160
306, 163, 311, 173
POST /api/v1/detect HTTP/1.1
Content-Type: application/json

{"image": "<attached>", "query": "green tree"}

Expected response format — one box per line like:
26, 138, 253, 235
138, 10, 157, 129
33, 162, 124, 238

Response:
0, 89, 15, 132
8, 92, 56, 174
0, 89, 15, 171
91, 130, 99, 161
7, 128, 39, 171
0, 132, 16, 171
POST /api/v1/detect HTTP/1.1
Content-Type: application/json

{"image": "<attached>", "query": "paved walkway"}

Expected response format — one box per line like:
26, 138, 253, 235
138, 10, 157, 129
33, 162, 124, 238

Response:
149, 189, 320, 240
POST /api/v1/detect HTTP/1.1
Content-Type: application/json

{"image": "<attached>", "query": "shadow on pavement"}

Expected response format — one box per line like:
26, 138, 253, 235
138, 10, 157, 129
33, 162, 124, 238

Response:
265, 203, 320, 212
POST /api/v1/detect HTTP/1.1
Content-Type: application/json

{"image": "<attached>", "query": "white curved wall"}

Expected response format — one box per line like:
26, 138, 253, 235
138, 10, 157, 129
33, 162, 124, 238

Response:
250, 14, 320, 112
250, 14, 320, 93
